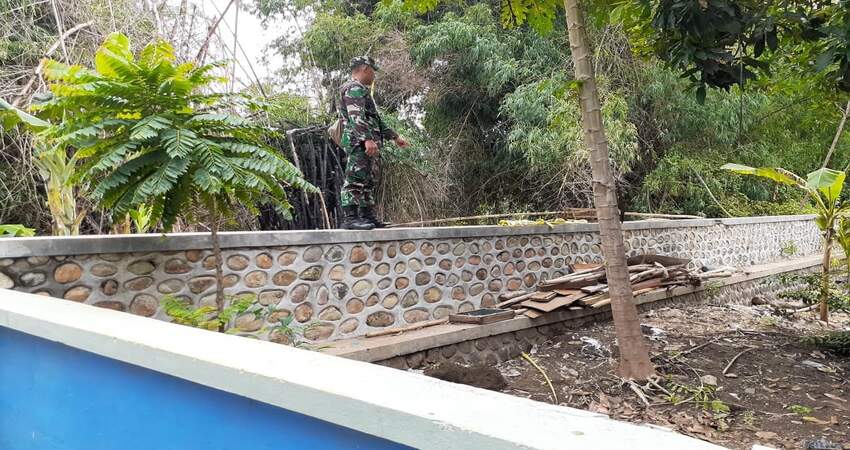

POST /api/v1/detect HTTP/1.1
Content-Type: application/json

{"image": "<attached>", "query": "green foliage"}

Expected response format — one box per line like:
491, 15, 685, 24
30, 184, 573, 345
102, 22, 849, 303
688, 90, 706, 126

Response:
269, 314, 315, 349
787, 404, 814, 416
0, 224, 36, 237
35, 33, 316, 231
128, 204, 154, 234
777, 272, 850, 314
666, 381, 730, 414
161, 293, 259, 332
803, 331, 850, 356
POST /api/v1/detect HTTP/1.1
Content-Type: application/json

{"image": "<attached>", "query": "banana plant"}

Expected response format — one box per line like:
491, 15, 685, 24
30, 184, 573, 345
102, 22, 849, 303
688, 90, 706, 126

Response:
32, 145, 87, 236
723, 164, 848, 322
835, 217, 850, 296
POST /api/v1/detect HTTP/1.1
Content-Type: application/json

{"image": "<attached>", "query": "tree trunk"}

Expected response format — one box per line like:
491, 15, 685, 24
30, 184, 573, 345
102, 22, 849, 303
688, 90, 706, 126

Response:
820, 229, 832, 322
563, 0, 654, 379
210, 200, 226, 331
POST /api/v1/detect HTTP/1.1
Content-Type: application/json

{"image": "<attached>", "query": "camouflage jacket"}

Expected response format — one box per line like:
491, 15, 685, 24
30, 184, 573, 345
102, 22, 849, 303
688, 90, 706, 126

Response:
338, 79, 398, 148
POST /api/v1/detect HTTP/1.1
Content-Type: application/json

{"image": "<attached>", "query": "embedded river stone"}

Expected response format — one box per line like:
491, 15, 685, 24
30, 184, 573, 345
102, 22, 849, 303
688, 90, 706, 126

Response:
294, 303, 313, 322
415, 272, 431, 286
290, 284, 310, 303
304, 323, 335, 341
524, 248, 535, 258
91, 263, 119, 277
523, 273, 537, 287
386, 244, 397, 258
400, 241, 416, 255
423, 287, 442, 303
446, 273, 459, 286
434, 273, 446, 285
377, 277, 391, 289
202, 256, 217, 270
332, 283, 348, 300
325, 245, 344, 262
481, 293, 496, 307
372, 247, 383, 261
425, 257, 436, 266
403, 308, 429, 323
127, 260, 155, 276
100, 279, 119, 295
316, 285, 330, 305
27, 256, 49, 266
185, 250, 204, 262
268, 309, 291, 324
366, 311, 394, 327
504, 262, 515, 275
433, 305, 454, 319
245, 270, 268, 288
226, 255, 250, 271
458, 302, 475, 313
259, 290, 285, 306
278, 251, 298, 266
452, 243, 466, 256
402, 290, 419, 307
497, 251, 510, 262
339, 318, 359, 334
157, 278, 185, 294
394, 262, 406, 273
54, 263, 83, 283
163, 258, 190, 274
506, 278, 522, 291
366, 294, 380, 306
303, 246, 323, 263
346, 298, 364, 314
409, 258, 423, 271
352, 279, 372, 297
490, 266, 501, 277
256, 253, 273, 269
438, 259, 452, 270
20, 271, 46, 287
125, 276, 154, 291
299, 265, 323, 281
382, 293, 399, 309
350, 246, 367, 263
512, 249, 522, 259
95, 301, 125, 312
188, 276, 217, 294
273, 270, 297, 286
64, 286, 91, 302
330, 265, 345, 281
130, 294, 158, 317
236, 313, 263, 332
468, 255, 481, 265
461, 270, 473, 282
351, 264, 371, 278
223, 274, 239, 288
516, 261, 526, 272
452, 286, 466, 300
476, 269, 487, 280
488, 280, 503, 292
395, 277, 410, 289
454, 257, 466, 268
469, 283, 485, 296
318, 306, 342, 321
0, 272, 13, 289
436, 243, 450, 254
420, 242, 435, 256
375, 263, 390, 275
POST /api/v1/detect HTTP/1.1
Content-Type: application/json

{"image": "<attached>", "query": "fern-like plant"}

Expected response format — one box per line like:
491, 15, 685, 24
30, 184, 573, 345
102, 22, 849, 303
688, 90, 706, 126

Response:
34, 33, 316, 316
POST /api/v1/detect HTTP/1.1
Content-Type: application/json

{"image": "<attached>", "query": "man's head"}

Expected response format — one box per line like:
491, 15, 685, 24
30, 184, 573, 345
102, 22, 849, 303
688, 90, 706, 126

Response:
350, 56, 378, 85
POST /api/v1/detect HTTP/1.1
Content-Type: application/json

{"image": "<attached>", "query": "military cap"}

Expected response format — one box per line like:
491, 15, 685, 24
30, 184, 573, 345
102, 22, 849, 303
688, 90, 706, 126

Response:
350, 55, 379, 71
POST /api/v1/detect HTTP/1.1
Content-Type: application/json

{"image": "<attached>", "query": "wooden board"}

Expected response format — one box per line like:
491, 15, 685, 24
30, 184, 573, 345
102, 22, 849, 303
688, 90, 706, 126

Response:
553, 289, 582, 297
520, 293, 586, 313
530, 291, 557, 301
630, 278, 663, 291
449, 309, 515, 325
580, 284, 608, 294
572, 263, 602, 271
524, 309, 544, 319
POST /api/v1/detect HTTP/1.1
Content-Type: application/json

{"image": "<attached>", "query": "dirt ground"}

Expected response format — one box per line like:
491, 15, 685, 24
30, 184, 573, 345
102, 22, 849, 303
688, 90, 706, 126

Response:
429, 303, 850, 449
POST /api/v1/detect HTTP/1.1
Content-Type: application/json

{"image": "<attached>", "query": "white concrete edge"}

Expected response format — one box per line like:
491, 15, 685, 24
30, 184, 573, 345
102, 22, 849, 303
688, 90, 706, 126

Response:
0, 214, 816, 258
0, 289, 725, 450
332, 255, 824, 363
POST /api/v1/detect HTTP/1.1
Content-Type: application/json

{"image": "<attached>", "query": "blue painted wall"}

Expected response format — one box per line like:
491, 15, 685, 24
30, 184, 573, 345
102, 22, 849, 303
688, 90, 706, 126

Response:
0, 328, 409, 450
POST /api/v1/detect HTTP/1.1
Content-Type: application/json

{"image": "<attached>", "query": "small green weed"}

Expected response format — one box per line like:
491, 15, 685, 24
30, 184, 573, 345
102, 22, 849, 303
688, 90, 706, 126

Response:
787, 404, 813, 416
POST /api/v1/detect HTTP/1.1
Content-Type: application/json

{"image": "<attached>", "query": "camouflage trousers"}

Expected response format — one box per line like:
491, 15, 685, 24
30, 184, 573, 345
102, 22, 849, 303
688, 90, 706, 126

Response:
340, 143, 381, 208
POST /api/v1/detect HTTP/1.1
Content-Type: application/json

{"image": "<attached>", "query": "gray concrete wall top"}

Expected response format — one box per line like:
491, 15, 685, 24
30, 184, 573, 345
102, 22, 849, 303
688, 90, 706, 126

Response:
0, 215, 816, 258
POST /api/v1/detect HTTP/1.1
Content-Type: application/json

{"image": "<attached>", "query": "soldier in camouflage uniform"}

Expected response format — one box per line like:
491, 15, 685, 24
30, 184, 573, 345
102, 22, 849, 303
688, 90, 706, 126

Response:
338, 55, 408, 230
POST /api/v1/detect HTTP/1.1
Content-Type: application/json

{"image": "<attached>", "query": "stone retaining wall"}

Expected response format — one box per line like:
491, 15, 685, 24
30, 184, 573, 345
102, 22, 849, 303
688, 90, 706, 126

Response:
0, 215, 821, 341
376, 264, 817, 370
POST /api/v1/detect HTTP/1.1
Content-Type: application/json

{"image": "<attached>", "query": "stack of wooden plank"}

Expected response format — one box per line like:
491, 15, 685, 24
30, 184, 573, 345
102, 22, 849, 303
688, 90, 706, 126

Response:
494, 255, 721, 319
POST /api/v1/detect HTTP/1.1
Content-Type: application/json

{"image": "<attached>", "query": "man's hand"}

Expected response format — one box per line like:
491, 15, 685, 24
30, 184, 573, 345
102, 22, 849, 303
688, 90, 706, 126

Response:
364, 139, 379, 157
394, 136, 410, 148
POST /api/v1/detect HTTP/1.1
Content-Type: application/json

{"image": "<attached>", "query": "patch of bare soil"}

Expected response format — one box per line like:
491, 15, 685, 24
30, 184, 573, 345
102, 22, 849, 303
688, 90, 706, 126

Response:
493, 304, 850, 449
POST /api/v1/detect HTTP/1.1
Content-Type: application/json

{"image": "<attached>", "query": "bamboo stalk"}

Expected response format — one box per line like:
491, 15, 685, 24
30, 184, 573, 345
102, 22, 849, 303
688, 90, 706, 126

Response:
365, 318, 449, 338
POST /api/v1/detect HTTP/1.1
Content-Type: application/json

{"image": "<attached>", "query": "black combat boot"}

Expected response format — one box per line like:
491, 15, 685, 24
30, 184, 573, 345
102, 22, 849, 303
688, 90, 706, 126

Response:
359, 206, 390, 228
341, 205, 374, 230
